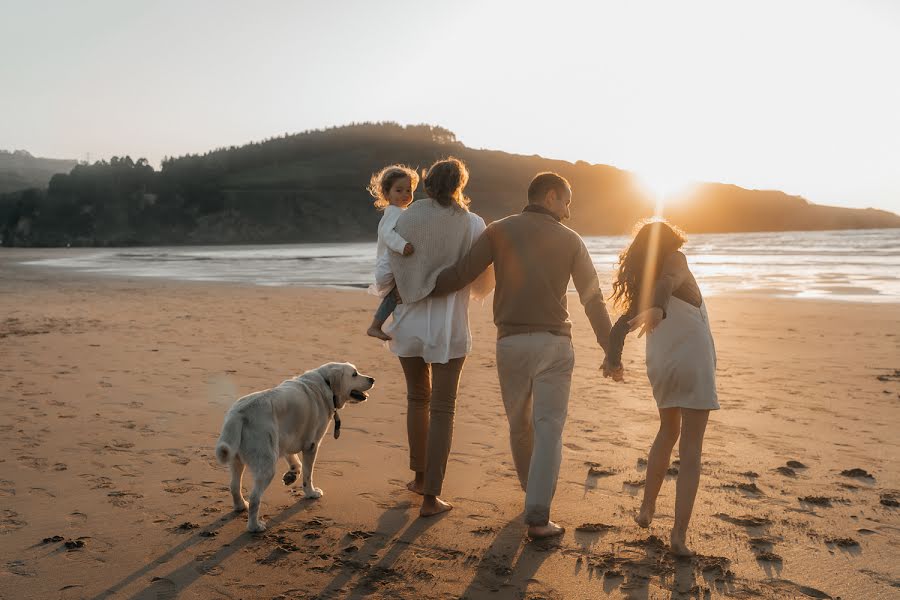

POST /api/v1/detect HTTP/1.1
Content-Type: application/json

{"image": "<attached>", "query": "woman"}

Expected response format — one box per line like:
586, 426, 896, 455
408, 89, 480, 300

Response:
374, 157, 494, 517
605, 219, 719, 556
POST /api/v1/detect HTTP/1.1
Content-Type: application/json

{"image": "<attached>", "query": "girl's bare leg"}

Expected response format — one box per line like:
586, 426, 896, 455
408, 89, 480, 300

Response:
636, 408, 681, 527
671, 408, 710, 556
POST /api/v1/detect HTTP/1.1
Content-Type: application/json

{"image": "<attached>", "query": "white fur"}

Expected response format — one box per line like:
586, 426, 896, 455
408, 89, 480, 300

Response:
215, 362, 374, 532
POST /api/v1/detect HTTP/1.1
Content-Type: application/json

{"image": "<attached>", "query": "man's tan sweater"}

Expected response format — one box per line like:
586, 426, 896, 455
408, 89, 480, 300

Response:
433, 205, 612, 351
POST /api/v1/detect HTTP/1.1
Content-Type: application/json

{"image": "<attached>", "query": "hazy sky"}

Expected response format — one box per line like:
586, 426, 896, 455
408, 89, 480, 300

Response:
2, 0, 899, 213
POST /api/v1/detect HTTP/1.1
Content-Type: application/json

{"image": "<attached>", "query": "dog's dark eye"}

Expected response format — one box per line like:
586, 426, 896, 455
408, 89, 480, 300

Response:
352, 372, 358, 377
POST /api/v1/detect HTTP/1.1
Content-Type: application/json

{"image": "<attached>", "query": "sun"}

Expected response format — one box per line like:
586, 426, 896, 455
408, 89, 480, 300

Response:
634, 170, 695, 216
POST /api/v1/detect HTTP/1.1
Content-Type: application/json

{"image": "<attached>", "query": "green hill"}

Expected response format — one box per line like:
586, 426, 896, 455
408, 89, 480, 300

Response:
0, 150, 78, 194
1, 123, 897, 246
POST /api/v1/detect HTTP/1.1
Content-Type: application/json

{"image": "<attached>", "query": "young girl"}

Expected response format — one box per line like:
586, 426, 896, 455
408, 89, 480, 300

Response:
366, 165, 418, 341
604, 219, 719, 557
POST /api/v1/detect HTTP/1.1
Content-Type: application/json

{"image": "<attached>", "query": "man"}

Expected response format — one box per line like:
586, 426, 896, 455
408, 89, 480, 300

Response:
433, 172, 619, 538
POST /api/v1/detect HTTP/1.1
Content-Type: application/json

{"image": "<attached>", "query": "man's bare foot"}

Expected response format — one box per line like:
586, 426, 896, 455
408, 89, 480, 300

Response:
527, 521, 565, 539
367, 326, 392, 341
419, 496, 452, 517
635, 502, 655, 528
406, 479, 424, 495
670, 533, 694, 557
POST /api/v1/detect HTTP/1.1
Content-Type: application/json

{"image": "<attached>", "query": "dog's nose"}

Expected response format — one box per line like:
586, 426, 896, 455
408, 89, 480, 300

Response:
367, 377, 375, 384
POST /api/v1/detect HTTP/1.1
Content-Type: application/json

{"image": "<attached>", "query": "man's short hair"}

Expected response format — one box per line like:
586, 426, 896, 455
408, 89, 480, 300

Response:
527, 172, 571, 204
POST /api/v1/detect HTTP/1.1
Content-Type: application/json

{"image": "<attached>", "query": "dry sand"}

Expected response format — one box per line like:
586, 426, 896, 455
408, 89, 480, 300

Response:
0, 249, 898, 599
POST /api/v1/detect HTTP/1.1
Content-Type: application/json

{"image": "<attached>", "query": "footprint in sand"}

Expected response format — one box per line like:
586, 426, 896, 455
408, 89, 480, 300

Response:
167, 452, 190, 465
146, 576, 178, 600
840, 468, 875, 481
714, 513, 772, 528
0, 480, 15, 497
15, 455, 48, 471
162, 479, 194, 494
3, 560, 35, 578
775, 466, 797, 477
0, 510, 27, 534
87, 476, 114, 490
112, 464, 142, 477
67, 511, 87, 525
879, 494, 899, 508
28, 487, 56, 499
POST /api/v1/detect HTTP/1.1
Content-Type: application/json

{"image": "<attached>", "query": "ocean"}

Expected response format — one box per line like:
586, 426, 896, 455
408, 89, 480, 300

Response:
18, 229, 900, 303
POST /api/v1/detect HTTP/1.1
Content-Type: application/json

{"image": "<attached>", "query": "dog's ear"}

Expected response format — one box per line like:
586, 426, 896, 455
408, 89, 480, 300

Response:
323, 363, 346, 406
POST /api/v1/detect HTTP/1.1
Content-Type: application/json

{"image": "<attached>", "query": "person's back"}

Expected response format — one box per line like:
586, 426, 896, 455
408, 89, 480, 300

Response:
434, 201, 610, 348
482, 209, 595, 340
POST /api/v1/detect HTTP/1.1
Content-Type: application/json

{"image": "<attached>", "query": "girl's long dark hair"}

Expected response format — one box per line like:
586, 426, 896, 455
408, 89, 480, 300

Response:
610, 219, 687, 315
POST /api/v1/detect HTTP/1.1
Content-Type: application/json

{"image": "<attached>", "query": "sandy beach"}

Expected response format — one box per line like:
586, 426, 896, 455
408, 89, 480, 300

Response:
0, 249, 898, 600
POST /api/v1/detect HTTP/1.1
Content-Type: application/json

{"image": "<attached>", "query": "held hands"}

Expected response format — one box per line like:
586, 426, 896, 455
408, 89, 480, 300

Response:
602, 358, 625, 382
402, 243, 415, 256
628, 307, 664, 338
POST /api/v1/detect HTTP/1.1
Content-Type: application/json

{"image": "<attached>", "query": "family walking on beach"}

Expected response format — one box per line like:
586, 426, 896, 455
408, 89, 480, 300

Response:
366, 158, 719, 556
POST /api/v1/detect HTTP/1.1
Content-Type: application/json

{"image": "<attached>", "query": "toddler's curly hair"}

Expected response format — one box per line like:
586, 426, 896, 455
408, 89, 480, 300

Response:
367, 165, 419, 210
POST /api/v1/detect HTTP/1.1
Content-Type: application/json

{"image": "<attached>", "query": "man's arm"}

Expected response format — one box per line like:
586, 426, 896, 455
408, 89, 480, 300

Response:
570, 238, 613, 352
432, 226, 494, 296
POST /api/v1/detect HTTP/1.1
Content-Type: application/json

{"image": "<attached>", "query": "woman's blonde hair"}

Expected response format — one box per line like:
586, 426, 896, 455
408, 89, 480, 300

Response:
610, 219, 688, 315
423, 157, 470, 210
367, 165, 419, 210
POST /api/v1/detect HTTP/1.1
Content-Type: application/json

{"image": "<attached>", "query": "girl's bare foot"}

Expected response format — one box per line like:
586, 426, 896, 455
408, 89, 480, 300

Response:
406, 479, 424, 495
527, 521, 565, 539
419, 495, 452, 517
367, 326, 392, 341
635, 502, 655, 528
670, 532, 694, 557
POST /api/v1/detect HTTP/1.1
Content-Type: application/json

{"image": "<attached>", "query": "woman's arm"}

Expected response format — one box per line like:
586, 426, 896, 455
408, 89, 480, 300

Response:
627, 251, 692, 337
651, 251, 690, 317
605, 313, 633, 367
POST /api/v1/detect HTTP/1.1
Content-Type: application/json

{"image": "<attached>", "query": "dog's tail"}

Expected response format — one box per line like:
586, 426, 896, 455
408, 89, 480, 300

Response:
215, 412, 242, 464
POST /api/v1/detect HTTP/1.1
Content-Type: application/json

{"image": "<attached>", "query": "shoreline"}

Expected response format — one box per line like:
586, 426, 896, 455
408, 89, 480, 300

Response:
3, 246, 898, 304
0, 256, 898, 599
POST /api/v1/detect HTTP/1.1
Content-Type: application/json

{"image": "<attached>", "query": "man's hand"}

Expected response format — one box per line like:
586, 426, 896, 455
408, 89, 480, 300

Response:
602, 358, 625, 382
402, 243, 414, 256
628, 307, 664, 338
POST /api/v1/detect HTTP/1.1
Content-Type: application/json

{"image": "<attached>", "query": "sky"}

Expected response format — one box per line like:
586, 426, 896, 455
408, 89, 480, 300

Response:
1, 0, 899, 213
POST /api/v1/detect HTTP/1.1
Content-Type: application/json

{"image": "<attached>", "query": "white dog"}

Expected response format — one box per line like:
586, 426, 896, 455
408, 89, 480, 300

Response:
215, 362, 374, 532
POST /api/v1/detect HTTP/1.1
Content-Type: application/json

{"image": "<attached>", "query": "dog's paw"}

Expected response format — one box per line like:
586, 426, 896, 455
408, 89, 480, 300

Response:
304, 487, 324, 499
233, 500, 249, 513
282, 471, 298, 486
247, 519, 267, 533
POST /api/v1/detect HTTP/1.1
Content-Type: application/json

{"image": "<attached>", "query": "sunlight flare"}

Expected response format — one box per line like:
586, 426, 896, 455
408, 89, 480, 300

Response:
635, 171, 694, 217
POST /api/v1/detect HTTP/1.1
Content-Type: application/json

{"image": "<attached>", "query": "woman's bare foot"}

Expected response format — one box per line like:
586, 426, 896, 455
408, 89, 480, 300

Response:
419, 495, 453, 517
670, 532, 694, 557
406, 479, 424, 495
635, 502, 655, 528
367, 326, 392, 341
527, 521, 565, 539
